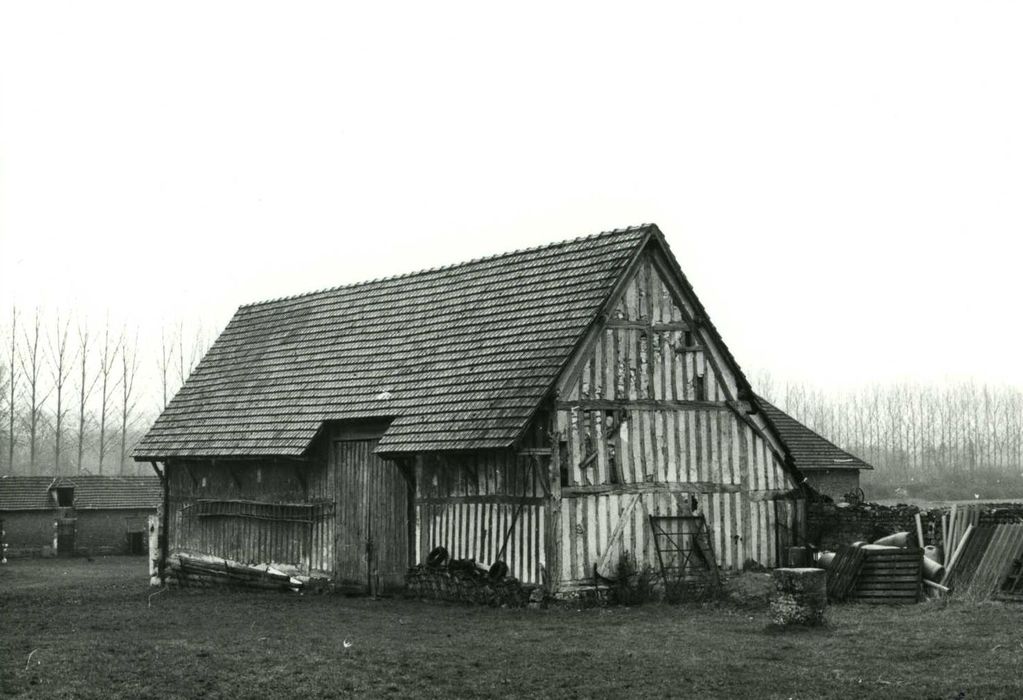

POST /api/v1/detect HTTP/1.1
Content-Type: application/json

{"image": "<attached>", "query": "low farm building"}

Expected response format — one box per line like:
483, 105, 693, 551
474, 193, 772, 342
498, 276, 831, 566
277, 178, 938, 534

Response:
0, 475, 161, 557
135, 224, 819, 595
756, 399, 873, 500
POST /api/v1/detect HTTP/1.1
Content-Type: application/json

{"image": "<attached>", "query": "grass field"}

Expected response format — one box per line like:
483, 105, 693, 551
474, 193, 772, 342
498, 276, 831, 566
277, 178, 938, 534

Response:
2, 558, 1022, 699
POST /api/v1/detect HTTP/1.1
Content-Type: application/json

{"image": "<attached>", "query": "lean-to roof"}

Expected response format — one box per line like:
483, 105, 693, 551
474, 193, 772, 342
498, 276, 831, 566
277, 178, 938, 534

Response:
755, 397, 873, 471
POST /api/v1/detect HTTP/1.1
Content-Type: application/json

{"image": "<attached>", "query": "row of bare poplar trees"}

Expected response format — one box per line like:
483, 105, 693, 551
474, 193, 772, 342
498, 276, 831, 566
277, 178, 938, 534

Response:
0, 307, 211, 477
754, 370, 1023, 494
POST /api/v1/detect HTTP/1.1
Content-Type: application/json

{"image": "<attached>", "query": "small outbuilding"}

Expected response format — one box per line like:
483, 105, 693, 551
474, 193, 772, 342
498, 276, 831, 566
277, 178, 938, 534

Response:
756, 398, 873, 500
0, 475, 161, 557
136, 224, 813, 595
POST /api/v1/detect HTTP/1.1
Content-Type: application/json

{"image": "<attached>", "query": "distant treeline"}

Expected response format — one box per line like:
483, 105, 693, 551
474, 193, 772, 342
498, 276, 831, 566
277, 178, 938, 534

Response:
0, 306, 212, 476
754, 371, 1023, 500
6, 303, 1021, 499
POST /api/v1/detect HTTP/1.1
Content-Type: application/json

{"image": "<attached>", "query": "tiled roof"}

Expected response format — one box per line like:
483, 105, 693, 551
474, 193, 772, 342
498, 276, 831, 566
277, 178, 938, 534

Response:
0, 475, 162, 511
134, 225, 654, 459
755, 397, 873, 471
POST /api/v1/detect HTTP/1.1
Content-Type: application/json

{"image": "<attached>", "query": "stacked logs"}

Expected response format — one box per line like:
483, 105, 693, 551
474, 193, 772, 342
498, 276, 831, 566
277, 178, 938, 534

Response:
405, 559, 535, 607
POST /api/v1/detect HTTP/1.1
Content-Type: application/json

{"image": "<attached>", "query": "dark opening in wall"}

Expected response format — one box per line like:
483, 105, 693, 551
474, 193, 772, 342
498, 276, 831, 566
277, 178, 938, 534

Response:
604, 410, 621, 484
54, 487, 74, 507
127, 531, 146, 555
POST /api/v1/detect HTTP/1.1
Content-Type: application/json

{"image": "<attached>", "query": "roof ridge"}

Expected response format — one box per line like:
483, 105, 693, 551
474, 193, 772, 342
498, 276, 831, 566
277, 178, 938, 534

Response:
240, 224, 655, 310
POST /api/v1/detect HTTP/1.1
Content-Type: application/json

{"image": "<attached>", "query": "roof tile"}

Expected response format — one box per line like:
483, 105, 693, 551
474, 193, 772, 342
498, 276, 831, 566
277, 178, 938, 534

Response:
135, 225, 653, 458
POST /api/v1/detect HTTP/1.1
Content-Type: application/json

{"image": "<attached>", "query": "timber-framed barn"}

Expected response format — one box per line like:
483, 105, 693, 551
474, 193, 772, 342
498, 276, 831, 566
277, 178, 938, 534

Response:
135, 224, 810, 595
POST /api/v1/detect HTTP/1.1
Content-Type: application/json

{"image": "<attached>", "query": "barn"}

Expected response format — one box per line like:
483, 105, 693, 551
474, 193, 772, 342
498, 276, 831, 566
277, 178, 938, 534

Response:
134, 224, 811, 596
0, 475, 161, 558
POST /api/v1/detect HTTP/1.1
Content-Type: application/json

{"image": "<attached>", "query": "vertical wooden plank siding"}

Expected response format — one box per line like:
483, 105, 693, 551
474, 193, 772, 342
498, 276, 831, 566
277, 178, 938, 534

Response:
167, 453, 335, 576
413, 451, 547, 584
552, 253, 803, 588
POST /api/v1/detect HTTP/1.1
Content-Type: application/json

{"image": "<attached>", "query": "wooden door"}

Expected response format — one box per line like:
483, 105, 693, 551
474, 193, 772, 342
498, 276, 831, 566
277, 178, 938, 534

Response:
57, 518, 76, 556
334, 439, 409, 593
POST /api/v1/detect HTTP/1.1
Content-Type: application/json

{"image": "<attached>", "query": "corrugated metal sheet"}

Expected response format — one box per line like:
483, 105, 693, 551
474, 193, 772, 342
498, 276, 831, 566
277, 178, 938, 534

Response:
959, 524, 1023, 601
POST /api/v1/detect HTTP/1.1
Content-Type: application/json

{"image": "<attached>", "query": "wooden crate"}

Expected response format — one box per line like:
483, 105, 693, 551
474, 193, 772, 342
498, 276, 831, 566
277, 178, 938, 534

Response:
847, 548, 922, 605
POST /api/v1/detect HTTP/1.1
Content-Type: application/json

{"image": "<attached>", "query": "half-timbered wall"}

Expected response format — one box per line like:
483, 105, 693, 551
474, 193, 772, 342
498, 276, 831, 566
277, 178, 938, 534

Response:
553, 249, 802, 586
414, 450, 547, 584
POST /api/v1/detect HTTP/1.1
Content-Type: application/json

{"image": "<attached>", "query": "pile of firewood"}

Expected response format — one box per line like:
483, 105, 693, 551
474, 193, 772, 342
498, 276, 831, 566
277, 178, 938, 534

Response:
405, 560, 535, 607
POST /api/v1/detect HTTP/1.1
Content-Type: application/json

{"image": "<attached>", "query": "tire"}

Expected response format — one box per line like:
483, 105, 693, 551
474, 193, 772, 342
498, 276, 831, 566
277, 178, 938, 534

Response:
426, 546, 449, 568
489, 560, 509, 581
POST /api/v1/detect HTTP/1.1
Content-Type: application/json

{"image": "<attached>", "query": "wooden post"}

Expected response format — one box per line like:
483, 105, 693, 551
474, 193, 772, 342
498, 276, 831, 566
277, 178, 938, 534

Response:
546, 429, 562, 596
940, 524, 974, 587
148, 514, 161, 586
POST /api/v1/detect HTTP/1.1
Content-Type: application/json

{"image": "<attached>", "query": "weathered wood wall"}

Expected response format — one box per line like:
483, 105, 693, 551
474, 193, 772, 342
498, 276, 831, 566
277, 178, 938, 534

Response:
333, 438, 409, 592
167, 451, 335, 575
551, 249, 802, 588
414, 451, 546, 584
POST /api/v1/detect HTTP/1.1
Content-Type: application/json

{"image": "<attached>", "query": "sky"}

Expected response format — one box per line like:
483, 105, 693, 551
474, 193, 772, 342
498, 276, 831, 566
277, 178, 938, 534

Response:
1, 1, 1022, 397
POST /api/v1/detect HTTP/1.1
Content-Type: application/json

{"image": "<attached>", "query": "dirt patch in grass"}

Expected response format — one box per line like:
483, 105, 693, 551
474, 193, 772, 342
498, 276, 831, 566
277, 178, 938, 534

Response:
722, 572, 775, 609
2, 558, 1023, 698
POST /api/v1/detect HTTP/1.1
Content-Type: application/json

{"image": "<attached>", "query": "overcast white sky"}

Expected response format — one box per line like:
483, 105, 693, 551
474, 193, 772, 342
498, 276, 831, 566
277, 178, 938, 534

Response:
1, 2, 1021, 395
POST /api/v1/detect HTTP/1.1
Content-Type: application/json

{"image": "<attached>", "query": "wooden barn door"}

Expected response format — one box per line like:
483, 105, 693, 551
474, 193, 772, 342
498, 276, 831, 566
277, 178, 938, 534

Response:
56, 518, 76, 556
334, 439, 409, 594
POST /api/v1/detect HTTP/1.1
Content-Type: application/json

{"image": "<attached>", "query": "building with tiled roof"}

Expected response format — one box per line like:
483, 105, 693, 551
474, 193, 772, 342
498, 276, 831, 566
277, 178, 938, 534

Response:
0, 475, 160, 558
756, 398, 873, 499
137, 225, 811, 594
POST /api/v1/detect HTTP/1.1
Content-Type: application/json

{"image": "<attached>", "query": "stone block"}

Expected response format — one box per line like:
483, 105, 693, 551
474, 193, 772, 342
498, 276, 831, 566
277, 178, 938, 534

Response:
770, 567, 827, 626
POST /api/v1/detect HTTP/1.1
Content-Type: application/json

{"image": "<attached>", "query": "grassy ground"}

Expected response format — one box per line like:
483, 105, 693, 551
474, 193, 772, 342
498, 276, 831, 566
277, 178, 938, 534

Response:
2, 558, 1023, 699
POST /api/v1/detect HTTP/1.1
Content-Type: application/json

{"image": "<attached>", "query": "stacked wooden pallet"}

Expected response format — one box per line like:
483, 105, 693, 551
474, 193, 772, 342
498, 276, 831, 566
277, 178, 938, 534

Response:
845, 548, 923, 604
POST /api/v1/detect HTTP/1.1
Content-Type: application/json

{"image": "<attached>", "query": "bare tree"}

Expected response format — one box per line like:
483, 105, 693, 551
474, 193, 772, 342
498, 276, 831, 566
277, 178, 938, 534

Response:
119, 327, 140, 473
175, 320, 206, 387
75, 321, 99, 473
19, 309, 48, 474
48, 311, 75, 473
3, 307, 15, 471
157, 324, 177, 410
96, 319, 120, 474
0, 354, 7, 471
